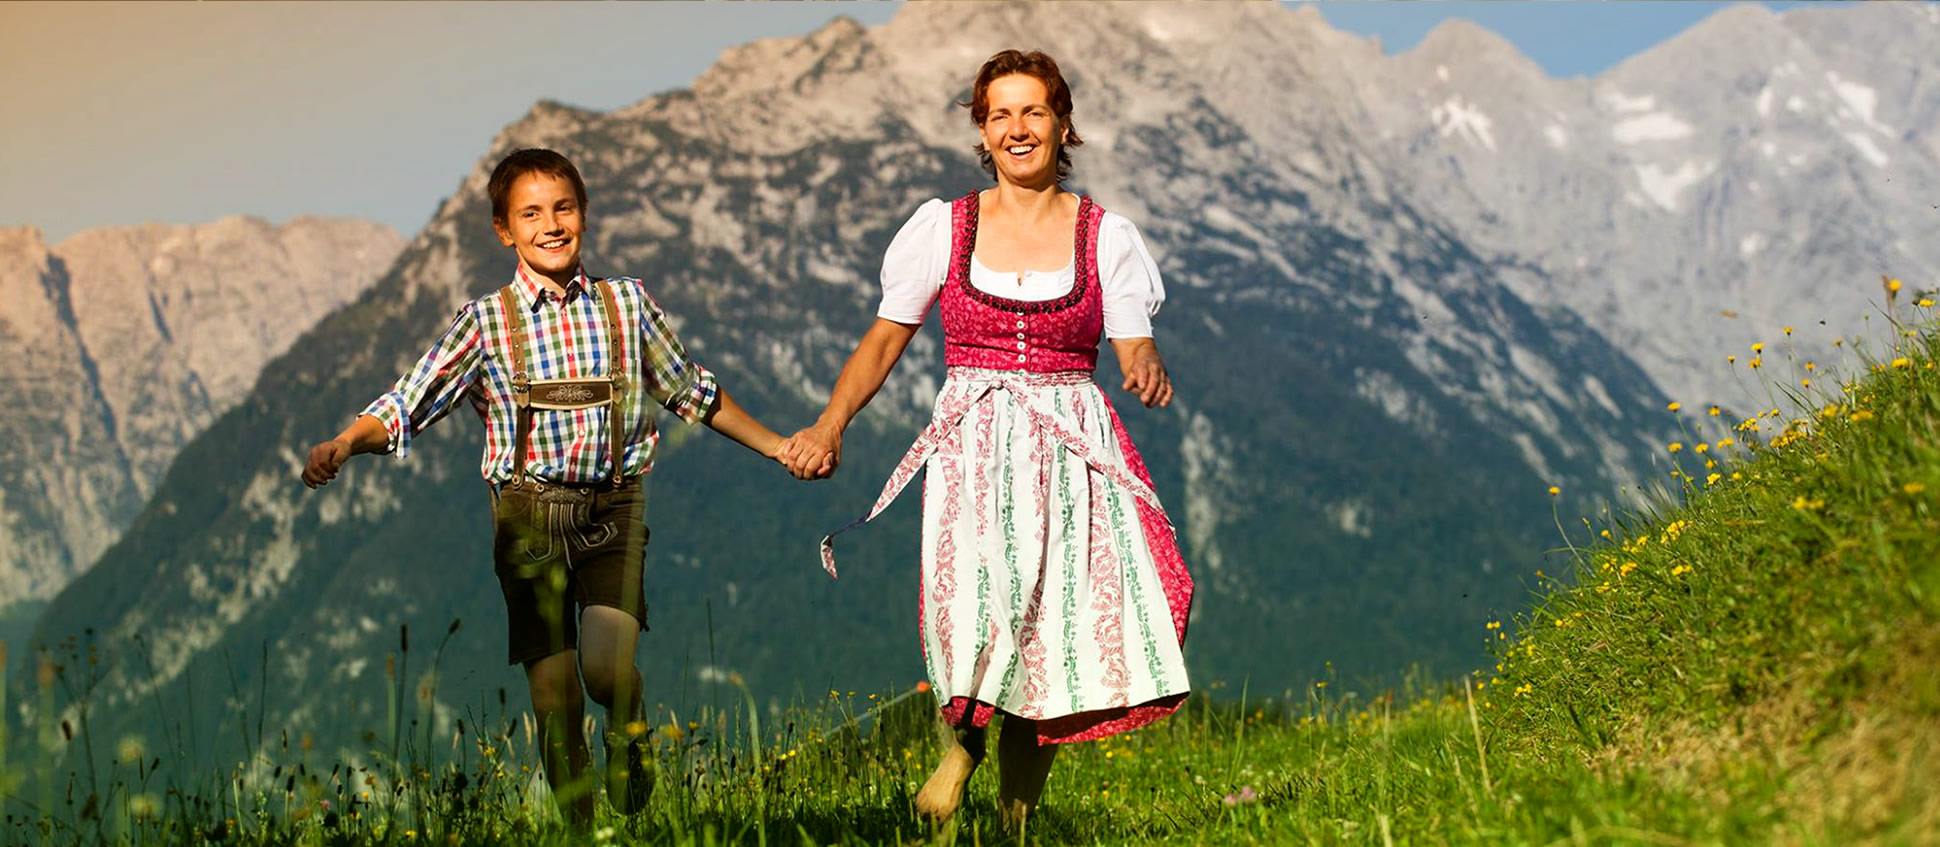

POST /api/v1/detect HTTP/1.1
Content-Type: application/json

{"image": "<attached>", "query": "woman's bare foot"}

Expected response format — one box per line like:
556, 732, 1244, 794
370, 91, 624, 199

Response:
914, 725, 985, 822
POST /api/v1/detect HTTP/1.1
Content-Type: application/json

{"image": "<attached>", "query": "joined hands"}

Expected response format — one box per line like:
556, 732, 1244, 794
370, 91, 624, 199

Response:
774, 421, 842, 481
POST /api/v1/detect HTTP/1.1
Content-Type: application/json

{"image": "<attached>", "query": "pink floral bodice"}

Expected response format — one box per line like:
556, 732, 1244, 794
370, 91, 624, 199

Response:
940, 193, 1105, 374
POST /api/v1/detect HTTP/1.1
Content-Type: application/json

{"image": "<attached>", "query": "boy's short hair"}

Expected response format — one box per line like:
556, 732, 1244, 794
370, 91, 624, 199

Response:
488, 149, 588, 222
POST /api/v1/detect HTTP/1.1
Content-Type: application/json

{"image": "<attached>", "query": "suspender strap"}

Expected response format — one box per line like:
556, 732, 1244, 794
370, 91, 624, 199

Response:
594, 279, 630, 486
497, 285, 534, 487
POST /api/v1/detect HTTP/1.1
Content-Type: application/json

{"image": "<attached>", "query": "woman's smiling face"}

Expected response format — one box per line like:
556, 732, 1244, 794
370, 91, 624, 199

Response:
980, 73, 1067, 189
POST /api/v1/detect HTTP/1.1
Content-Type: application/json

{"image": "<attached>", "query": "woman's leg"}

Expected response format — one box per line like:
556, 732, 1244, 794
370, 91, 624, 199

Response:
579, 604, 648, 813
524, 650, 594, 826
915, 718, 987, 822
996, 716, 1058, 833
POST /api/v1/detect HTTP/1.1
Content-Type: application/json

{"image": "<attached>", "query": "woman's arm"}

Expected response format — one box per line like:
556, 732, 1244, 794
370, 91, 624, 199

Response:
781, 318, 921, 478
1109, 336, 1173, 408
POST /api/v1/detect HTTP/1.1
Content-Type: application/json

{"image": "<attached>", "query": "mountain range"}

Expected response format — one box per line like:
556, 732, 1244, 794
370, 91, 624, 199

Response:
0, 217, 400, 630
14, 1, 1935, 773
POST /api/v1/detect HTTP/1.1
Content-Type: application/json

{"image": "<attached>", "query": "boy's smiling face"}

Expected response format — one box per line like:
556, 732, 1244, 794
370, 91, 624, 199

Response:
493, 172, 584, 286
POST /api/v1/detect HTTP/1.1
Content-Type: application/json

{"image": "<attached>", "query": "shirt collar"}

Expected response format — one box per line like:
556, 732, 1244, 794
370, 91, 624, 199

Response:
511, 263, 591, 311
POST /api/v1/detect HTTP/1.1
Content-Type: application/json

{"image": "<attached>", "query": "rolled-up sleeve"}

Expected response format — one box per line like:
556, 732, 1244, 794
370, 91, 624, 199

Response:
360, 303, 484, 458
633, 287, 720, 425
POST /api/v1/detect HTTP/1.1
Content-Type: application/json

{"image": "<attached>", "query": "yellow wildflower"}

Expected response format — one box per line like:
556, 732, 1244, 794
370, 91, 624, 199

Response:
1668, 442, 1684, 453
1885, 276, 1902, 294
1717, 437, 1735, 447
1547, 485, 1560, 496
1791, 495, 1825, 511
1804, 361, 1816, 372
1694, 442, 1710, 454
1706, 472, 1722, 485
1850, 409, 1875, 422
1919, 298, 1935, 308
1752, 342, 1765, 353
1728, 355, 1738, 364
1783, 326, 1793, 336
1750, 357, 1763, 369
1906, 482, 1928, 495
1666, 401, 1682, 412
1670, 564, 1693, 577
1801, 378, 1812, 388
1892, 357, 1911, 369
1708, 405, 1722, 417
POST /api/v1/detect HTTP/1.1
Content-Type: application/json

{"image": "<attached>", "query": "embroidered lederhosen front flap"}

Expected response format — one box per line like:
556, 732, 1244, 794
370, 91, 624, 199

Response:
526, 378, 614, 410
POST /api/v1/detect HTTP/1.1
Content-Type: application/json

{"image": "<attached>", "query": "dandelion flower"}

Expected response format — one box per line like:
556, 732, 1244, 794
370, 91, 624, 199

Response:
1802, 378, 1812, 388
1728, 355, 1739, 364
1670, 564, 1693, 577
1906, 482, 1928, 495
1694, 443, 1710, 454
1668, 442, 1684, 453
1885, 276, 1902, 294
1805, 361, 1816, 372
1666, 401, 1682, 412
1709, 405, 1722, 417
1892, 357, 1912, 369
1750, 357, 1763, 369
1851, 409, 1876, 422
1752, 342, 1765, 353
1919, 298, 1935, 308
1783, 326, 1794, 336
1548, 485, 1561, 497
1706, 473, 1722, 486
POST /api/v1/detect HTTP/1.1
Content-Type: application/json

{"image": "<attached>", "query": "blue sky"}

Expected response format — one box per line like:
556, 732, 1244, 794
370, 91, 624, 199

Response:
0, 2, 1852, 242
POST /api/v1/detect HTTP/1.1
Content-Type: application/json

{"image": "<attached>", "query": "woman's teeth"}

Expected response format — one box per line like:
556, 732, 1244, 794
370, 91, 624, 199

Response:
1008, 144, 1035, 155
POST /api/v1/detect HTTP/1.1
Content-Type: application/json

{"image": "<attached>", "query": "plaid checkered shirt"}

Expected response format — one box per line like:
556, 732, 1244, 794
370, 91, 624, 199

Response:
360, 265, 720, 484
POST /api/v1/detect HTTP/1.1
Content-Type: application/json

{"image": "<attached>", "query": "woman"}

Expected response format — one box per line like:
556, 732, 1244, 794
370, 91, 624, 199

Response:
780, 49, 1192, 829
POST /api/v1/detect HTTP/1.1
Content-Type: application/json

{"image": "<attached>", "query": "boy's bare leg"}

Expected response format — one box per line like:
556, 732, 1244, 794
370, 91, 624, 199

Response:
915, 717, 986, 822
580, 605, 649, 813
525, 651, 595, 827
996, 715, 1058, 835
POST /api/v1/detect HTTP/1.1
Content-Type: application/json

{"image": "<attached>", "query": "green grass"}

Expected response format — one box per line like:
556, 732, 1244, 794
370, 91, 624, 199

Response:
8, 298, 1939, 845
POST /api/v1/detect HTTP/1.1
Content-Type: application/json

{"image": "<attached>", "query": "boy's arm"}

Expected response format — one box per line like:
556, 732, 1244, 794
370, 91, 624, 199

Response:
629, 284, 784, 462
702, 389, 784, 459
302, 414, 388, 488
300, 305, 485, 489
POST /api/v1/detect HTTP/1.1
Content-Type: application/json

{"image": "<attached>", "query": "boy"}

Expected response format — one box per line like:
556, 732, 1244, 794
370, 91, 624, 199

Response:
301, 148, 787, 824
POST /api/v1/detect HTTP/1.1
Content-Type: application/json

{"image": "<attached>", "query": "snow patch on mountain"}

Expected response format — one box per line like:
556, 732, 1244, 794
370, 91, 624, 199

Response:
1431, 97, 1497, 150
1612, 111, 1695, 144
1634, 160, 1714, 212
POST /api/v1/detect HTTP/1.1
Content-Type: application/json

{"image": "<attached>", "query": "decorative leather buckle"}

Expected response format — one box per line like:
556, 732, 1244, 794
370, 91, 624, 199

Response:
528, 378, 614, 410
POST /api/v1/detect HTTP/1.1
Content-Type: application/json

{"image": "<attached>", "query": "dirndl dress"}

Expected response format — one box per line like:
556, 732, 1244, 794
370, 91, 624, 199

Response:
822, 193, 1193, 744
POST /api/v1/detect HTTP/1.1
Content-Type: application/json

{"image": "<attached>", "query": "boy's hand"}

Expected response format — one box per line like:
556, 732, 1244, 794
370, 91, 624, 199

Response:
302, 438, 352, 489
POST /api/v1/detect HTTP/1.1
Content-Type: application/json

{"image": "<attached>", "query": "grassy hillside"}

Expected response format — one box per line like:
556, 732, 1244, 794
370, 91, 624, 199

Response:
6, 295, 1936, 844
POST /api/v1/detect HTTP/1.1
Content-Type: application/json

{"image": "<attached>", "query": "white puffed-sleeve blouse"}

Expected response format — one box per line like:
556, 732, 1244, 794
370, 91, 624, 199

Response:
875, 198, 1166, 339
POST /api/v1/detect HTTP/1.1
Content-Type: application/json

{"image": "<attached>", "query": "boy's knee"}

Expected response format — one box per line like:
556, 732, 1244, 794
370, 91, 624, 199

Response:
581, 666, 637, 709
529, 681, 583, 719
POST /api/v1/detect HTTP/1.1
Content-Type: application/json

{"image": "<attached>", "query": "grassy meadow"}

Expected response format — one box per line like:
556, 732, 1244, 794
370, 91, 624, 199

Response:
5, 285, 1938, 845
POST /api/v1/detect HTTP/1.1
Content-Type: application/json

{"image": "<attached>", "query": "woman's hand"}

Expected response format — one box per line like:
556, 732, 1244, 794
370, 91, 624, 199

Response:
779, 422, 842, 480
1111, 337, 1173, 408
